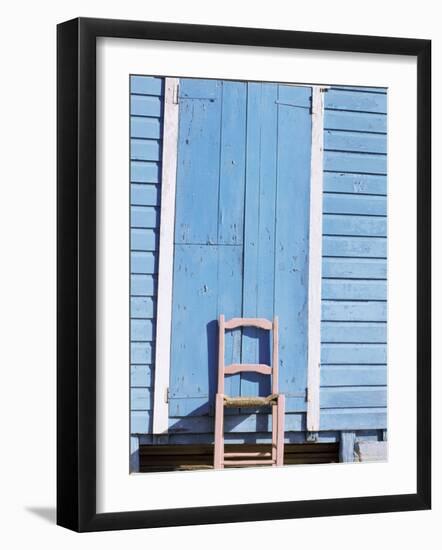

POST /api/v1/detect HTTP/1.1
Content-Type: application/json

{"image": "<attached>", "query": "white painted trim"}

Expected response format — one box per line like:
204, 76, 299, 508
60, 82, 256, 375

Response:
152, 78, 179, 434
306, 86, 325, 432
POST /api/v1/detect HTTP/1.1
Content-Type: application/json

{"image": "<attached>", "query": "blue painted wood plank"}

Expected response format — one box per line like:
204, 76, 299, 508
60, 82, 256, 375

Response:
274, 85, 312, 399
131, 139, 161, 161
130, 116, 162, 139
131, 95, 163, 117
168, 412, 306, 433
174, 80, 222, 244
339, 431, 356, 462
321, 343, 387, 364
320, 365, 387, 386
131, 387, 153, 410
178, 79, 221, 99
131, 229, 158, 251
131, 410, 153, 434
325, 90, 387, 113
324, 130, 387, 154
324, 111, 387, 133
130, 436, 139, 472
131, 365, 153, 387
256, 83, 278, 320
242, 83, 278, 398
324, 151, 387, 175
323, 235, 386, 258
131, 319, 154, 341
277, 85, 311, 108
131, 274, 156, 296
218, 81, 247, 244
323, 214, 387, 236
323, 257, 387, 279
131, 297, 155, 319
167, 431, 339, 445
321, 322, 386, 343
131, 206, 158, 228
331, 86, 387, 94
130, 183, 160, 206
322, 279, 387, 300
323, 173, 386, 195
131, 342, 154, 364
321, 387, 387, 408
217, 245, 243, 401
131, 251, 157, 274
323, 193, 387, 216
169, 245, 218, 401
130, 161, 160, 183
241, 82, 263, 374
320, 408, 386, 430
164, 430, 382, 445
131, 76, 163, 96
322, 300, 387, 322
169, 397, 210, 417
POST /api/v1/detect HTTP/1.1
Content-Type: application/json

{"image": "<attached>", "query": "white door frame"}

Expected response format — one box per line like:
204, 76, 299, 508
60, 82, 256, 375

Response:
306, 86, 326, 432
152, 78, 180, 434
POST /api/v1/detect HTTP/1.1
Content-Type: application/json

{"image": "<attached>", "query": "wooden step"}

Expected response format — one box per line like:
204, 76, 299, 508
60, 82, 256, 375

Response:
223, 451, 272, 458
139, 442, 339, 472
223, 459, 275, 466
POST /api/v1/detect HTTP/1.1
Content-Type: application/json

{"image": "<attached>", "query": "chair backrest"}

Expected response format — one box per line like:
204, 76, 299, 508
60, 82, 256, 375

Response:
217, 315, 279, 395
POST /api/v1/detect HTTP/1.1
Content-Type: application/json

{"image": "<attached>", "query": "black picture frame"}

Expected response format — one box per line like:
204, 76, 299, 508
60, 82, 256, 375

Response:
57, 17, 431, 532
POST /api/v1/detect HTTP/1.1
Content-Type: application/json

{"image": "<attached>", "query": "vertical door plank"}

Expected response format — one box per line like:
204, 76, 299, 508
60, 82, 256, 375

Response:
218, 81, 247, 245
241, 83, 278, 399
174, 80, 222, 245
217, 81, 247, 397
275, 85, 312, 404
241, 82, 261, 371
217, 245, 243, 401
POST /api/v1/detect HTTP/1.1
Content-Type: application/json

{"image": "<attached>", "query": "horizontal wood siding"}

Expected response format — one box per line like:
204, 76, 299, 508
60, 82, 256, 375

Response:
130, 76, 164, 434
320, 86, 387, 431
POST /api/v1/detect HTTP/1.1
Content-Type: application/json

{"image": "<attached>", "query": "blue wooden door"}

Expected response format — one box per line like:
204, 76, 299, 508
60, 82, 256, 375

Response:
168, 79, 312, 432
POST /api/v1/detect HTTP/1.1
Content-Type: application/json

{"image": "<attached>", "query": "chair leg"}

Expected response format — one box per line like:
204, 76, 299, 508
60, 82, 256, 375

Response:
214, 394, 224, 469
276, 394, 285, 466
271, 403, 277, 465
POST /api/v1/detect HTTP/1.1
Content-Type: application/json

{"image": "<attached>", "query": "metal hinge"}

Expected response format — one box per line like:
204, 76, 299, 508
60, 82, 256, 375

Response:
173, 82, 179, 105
310, 86, 330, 114
165, 387, 170, 403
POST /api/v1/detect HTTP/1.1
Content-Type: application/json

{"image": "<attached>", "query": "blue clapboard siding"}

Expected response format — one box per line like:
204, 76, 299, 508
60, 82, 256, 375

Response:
130, 76, 164, 435
139, 429, 384, 446
320, 85, 387, 431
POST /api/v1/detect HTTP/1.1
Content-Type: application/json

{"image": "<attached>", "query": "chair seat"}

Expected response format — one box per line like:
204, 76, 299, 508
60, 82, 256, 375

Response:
223, 394, 279, 408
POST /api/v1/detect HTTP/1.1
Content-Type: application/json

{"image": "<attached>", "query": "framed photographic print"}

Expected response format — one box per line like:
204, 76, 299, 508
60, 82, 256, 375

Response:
57, 17, 431, 531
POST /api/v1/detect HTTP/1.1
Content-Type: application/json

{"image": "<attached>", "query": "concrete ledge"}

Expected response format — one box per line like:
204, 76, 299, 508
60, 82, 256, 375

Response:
355, 441, 388, 462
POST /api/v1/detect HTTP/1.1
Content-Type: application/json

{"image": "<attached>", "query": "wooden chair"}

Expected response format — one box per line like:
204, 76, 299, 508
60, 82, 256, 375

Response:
213, 315, 285, 469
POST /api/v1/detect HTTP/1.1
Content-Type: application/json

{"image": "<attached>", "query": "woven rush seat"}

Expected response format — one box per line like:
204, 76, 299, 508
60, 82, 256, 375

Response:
223, 394, 278, 408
